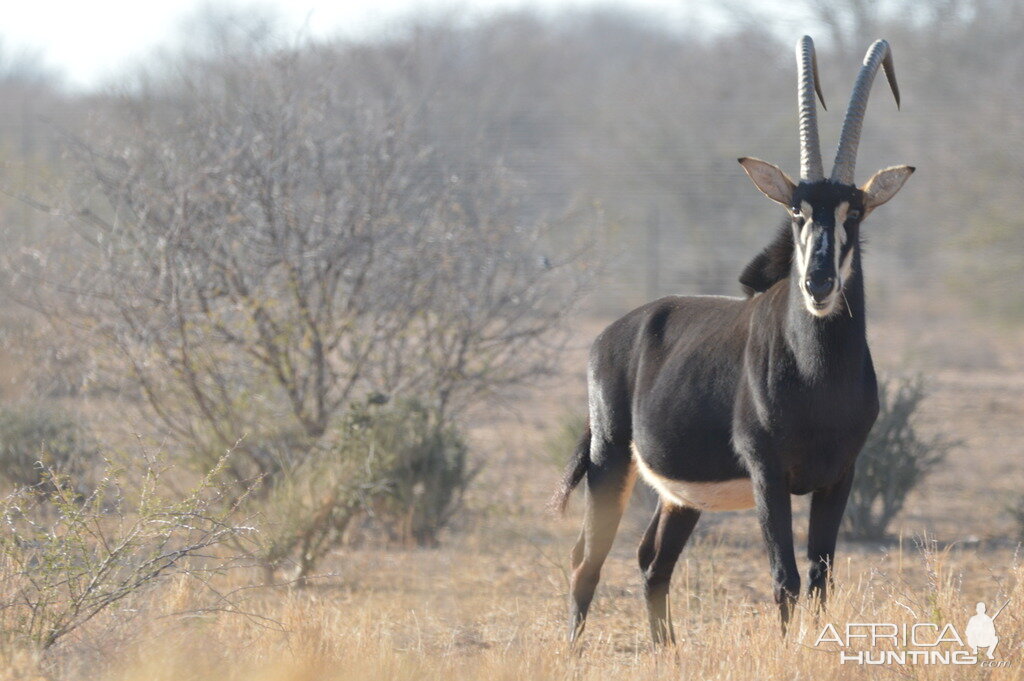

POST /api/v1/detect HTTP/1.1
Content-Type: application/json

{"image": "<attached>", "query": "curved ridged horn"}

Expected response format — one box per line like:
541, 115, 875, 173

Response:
796, 35, 826, 182
831, 39, 901, 184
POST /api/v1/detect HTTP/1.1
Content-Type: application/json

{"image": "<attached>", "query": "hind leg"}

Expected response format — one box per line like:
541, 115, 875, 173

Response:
637, 501, 701, 645
569, 438, 635, 643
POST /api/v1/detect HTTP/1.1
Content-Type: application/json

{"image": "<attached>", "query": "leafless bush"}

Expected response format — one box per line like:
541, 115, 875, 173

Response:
0, 452, 244, 653
9, 35, 588, 581
844, 376, 960, 540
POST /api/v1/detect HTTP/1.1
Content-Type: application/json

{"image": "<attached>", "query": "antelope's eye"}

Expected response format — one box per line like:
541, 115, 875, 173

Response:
847, 209, 862, 221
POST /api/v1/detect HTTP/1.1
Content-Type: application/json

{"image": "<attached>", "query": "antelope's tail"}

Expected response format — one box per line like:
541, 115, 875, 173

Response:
548, 424, 591, 515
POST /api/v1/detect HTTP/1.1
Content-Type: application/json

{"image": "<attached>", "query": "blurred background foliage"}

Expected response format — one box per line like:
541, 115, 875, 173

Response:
1, 0, 1023, 321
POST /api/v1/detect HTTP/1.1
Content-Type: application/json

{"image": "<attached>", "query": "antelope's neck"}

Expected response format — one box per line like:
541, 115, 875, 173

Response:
784, 250, 868, 380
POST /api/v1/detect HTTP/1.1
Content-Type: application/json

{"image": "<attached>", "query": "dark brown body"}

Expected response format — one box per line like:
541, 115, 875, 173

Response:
555, 214, 880, 645
553, 35, 913, 647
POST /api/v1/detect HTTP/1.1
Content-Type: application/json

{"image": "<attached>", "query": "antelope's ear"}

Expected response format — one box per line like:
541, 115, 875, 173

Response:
738, 157, 796, 206
861, 165, 915, 210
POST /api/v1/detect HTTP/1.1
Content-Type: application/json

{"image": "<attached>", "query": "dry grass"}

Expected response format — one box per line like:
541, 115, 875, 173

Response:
10, 537, 1023, 681
4, 316, 1024, 680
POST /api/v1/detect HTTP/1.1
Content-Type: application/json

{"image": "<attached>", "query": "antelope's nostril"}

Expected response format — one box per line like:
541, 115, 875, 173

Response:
804, 275, 835, 302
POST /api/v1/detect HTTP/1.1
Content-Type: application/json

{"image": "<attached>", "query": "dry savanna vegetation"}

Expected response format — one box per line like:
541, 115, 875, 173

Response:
1, 1, 1023, 679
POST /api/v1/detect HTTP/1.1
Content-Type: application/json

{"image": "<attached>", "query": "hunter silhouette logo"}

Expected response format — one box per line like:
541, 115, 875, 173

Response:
814, 598, 1012, 666
966, 600, 1007, 659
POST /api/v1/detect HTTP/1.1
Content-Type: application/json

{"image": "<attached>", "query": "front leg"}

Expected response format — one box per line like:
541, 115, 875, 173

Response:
807, 466, 855, 608
751, 462, 800, 632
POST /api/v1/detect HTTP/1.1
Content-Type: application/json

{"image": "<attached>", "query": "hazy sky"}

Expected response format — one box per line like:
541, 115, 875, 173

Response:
4, 0, 756, 89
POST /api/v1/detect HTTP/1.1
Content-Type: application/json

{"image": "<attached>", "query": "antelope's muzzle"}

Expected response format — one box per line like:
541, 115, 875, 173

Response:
804, 271, 836, 303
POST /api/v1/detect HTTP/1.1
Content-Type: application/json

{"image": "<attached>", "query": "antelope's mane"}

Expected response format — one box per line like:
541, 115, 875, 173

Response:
738, 222, 793, 297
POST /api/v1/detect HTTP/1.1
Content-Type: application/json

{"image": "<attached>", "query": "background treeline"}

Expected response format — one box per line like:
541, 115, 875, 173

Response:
3, 0, 1024, 318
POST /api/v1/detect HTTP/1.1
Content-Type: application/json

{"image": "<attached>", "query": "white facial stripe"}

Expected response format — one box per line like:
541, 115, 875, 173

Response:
800, 232, 812, 279
798, 269, 825, 315
833, 202, 849, 286
799, 200, 813, 248
839, 247, 854, 284
834, 202, 849, 232
802, 234, 812, 262
815, 228, 831, 259
798, 200, 814, 280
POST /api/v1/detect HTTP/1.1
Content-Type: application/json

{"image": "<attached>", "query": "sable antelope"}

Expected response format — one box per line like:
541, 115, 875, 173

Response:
552, 36, 914, 645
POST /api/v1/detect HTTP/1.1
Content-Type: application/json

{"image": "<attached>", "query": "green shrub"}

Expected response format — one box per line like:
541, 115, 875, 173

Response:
541, 410, 659, 517
0, 452, 242, 652
844, 376, 959, 540
543, 411, 588, 469
245, 398, 474, 583
0, 404, 98, 491
1008, 498, 1024, 542
372, 400, 474, 547
246, 408, 392, 584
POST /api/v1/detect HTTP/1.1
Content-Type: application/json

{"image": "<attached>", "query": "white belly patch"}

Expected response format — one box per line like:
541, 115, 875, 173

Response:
631, 443, 755, 512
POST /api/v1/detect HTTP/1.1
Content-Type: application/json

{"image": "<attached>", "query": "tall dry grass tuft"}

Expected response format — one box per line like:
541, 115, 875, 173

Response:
13, 544, 1012, 681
